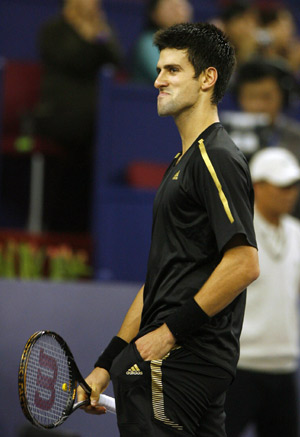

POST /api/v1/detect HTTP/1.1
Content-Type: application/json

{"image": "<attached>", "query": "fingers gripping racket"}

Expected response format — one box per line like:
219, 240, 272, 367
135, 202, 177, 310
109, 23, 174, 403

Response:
18, 331, 116, 429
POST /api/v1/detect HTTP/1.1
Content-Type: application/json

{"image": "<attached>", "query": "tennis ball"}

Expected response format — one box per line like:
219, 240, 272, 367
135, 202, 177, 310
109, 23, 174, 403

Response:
62, 383, 68, 392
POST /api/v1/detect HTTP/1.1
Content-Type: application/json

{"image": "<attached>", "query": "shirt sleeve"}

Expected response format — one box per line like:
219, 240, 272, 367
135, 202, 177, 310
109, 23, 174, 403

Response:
194, 143, 257, 253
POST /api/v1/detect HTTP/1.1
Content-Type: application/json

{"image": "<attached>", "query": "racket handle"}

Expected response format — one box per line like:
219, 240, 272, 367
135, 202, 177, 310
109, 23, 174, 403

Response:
98, 393, 116, 414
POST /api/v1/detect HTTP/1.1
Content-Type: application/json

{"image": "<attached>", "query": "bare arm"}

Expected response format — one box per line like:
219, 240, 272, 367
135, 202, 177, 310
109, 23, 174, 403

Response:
117, 285, 144, 342
77, 285, 144, 412
136, 235, 259, 360
194, 235, 259, 316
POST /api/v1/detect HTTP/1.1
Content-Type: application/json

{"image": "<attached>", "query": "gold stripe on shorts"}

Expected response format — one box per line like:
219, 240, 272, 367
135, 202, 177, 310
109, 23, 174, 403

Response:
150, 350, 183, 430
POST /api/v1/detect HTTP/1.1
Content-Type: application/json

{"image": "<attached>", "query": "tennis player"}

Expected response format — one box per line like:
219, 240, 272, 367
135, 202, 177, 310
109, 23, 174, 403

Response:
78, 22, 259, 436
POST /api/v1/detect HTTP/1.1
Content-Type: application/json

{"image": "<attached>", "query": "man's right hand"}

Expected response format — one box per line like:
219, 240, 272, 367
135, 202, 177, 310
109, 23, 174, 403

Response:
77, 367, 110, 415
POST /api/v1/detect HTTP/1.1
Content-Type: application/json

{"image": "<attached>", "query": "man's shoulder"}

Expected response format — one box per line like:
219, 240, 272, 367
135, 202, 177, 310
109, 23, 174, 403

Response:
207, 124, 242, 152
196, 124, 247, 166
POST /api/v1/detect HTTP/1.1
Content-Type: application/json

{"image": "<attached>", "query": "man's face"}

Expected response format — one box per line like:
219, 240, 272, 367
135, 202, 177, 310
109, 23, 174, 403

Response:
154, 48, 202, 118
238, 77, 283, 124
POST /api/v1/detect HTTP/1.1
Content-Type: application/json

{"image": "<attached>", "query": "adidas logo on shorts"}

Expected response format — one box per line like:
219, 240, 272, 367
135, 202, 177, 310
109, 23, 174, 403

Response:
126, 364, 143, 375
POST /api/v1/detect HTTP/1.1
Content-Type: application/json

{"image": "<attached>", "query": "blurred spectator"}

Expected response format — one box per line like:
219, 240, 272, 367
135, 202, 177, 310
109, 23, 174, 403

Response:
35, 0, 122, 232
130, 0, 193, 84
219, 1, 260, 65
225, 147, 300, 437
232, 59, 300, 162
257, 1, 300, 76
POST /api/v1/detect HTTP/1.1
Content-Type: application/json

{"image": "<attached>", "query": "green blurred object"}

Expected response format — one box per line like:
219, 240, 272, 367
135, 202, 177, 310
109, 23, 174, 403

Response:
14, 135, 34, 152
18, 243, 45, 279
48, 246, 92, 281
0, 240, 92, 280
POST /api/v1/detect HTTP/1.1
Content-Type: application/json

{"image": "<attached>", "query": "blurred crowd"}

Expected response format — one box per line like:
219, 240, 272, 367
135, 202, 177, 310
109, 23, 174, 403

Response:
35, 0, 300, 233
216, 1, 300, 73
133, 0, 300, 81
2, 0, 300, 233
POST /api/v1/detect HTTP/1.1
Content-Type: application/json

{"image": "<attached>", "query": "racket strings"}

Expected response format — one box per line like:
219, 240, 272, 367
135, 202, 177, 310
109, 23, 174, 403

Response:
25, 336, 73, 426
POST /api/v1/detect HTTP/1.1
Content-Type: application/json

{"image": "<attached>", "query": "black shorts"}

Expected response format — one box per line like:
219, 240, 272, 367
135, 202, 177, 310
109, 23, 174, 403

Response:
110, 343, 233, 436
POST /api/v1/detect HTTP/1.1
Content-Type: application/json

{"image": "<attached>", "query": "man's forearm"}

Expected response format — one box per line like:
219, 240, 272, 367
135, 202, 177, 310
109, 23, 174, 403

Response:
94, 285, 144, 371
165, 241, 259, 343
117, 285, 144, 342
194, 244, 259, 316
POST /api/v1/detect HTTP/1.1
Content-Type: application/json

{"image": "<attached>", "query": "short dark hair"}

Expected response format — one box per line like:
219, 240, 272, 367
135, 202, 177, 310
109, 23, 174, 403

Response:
153, 22, 236, 105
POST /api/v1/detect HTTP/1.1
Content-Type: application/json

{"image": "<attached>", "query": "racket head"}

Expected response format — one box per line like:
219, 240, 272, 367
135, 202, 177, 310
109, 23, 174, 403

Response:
18, 331, 81, 428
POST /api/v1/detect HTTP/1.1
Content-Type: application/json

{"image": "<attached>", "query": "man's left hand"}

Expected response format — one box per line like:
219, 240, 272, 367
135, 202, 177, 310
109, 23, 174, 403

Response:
135, 323, 176, 360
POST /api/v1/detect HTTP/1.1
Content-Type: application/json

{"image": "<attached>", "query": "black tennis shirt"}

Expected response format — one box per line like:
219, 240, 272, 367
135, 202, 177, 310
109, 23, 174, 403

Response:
137, 122, 257, 376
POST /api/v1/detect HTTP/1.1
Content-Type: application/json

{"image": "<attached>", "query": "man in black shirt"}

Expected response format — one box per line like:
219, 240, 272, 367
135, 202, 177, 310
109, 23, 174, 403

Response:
78, 22, 259, 436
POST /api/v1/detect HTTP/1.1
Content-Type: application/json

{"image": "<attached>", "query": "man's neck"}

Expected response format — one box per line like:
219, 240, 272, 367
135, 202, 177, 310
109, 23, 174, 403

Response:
175, 103, 219, 155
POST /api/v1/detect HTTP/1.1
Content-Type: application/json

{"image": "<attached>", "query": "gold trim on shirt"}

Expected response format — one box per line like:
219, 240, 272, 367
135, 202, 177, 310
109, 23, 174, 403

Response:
198, 139, 234, 224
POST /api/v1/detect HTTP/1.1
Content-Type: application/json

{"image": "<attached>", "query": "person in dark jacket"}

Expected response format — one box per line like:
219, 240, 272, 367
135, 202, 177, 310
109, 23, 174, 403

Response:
36, 0, 122, 232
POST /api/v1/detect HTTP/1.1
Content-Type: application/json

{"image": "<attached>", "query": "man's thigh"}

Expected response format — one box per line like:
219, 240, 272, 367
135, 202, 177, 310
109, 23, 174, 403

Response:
195, 392, 227, 437
110, 343, 232, 436
225, 369, 262, 436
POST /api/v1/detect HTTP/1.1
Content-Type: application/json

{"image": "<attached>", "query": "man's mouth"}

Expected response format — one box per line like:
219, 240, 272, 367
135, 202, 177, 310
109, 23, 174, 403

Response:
158, 90, 170, 98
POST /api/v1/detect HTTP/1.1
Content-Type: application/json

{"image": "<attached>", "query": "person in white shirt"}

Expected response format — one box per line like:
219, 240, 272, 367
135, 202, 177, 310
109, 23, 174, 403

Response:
225, 147, 300, 437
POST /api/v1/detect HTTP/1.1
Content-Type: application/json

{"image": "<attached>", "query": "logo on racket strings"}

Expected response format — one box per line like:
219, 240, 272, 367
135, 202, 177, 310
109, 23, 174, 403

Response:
35, 348, 58, 411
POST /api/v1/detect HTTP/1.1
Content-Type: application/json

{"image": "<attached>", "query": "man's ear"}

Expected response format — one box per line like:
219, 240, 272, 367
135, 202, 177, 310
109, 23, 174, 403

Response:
201, 67, 218, 90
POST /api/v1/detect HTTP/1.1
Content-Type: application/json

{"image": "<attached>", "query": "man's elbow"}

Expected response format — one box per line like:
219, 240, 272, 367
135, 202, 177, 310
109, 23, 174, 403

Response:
244, 248, 260, 285
247, 263, 260, 285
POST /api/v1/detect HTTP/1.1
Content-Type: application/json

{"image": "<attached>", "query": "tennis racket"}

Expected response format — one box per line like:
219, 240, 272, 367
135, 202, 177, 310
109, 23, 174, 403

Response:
18, 330, 116, 429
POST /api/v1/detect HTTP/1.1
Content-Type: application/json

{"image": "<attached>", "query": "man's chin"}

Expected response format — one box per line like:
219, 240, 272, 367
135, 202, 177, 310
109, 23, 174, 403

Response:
157, 107, 173, 117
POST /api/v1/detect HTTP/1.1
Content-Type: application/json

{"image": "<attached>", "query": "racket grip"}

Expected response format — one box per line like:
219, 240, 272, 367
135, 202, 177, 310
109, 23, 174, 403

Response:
98, 393, 116, 414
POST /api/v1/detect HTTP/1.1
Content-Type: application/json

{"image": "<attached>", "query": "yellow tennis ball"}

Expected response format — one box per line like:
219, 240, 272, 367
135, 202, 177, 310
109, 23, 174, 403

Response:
62, 383, 68, 392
